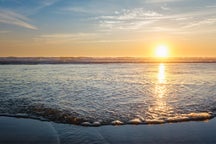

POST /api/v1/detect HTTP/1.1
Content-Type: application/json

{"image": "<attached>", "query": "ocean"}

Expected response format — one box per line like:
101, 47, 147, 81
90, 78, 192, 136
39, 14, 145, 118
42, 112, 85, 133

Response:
0, 63, 216, 126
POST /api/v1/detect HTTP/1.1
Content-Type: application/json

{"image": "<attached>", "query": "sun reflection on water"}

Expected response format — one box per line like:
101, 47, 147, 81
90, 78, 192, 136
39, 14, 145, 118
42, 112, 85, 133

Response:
158, 63, 166, 84
156, 63, 166, 98
147, 63, 173, 121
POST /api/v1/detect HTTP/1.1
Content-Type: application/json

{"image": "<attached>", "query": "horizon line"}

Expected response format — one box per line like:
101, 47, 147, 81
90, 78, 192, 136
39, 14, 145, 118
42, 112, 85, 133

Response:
1, 56, 216, 58
1, 57, 216, 64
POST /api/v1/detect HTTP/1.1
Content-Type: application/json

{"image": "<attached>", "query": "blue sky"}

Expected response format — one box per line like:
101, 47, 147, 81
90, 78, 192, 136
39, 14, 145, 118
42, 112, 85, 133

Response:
0, 0, 216, 57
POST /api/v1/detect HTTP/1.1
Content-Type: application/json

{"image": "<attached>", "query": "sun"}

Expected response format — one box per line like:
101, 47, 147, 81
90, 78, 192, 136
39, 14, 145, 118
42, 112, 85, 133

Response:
155, 45, 169, 58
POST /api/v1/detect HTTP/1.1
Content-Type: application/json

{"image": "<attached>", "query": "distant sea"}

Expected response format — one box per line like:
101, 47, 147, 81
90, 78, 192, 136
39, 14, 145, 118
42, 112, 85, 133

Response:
1, 57, 216, 64
0, 58, 216, 126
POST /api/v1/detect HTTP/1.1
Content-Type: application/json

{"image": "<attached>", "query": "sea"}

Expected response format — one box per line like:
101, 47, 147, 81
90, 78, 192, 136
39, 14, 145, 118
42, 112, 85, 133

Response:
0, 63, 216, 126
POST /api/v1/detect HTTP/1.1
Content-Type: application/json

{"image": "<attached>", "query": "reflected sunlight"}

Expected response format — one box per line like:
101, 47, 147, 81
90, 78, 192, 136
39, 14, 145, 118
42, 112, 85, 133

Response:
156, 63, 166, 98
146, 63, 172, 120
158, 64, 166, 84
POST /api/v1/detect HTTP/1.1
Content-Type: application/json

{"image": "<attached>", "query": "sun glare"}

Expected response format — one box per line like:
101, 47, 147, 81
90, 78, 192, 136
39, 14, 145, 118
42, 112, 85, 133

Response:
155, 45, 169, 58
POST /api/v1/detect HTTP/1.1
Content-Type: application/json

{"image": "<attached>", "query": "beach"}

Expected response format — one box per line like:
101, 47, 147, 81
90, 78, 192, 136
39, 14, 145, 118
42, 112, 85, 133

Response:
1, 63, 216, 143
1, 116, 216, 144
1, 0, 216, 143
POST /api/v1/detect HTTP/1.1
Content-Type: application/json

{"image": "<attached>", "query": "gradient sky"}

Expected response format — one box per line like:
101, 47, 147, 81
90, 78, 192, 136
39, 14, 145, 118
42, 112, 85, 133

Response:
0, 0, 216, 57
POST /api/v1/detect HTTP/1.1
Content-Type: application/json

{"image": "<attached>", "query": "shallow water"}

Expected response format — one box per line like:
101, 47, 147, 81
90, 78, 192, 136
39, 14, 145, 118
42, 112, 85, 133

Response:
0, 63, 216, 125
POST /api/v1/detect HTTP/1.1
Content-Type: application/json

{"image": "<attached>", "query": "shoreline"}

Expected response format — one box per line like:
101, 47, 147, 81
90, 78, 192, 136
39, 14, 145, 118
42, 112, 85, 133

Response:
1, 116, 216, 144
0, 112, 214, 127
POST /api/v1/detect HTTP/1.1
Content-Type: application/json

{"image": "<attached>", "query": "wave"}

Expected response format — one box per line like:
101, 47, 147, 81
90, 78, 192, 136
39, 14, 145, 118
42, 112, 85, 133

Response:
1, 63, 216, 126
0, 108, 214, 127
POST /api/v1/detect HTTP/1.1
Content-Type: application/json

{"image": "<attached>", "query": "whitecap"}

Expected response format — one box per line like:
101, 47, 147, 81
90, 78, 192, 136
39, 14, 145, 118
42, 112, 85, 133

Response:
167, 112, 213, 123
135, 115, 145, 121
81, 122, 91, 126
145, 120, 165, 124
166, 116, 189, 123
111, 120, 123, 125
128, 118, 142, 124
92, 121, 101, 126
186, 112, 213, 120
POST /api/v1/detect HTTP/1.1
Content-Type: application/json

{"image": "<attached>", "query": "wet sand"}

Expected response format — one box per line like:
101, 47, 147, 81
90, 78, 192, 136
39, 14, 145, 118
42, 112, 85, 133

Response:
0, 116, 60, 144
1, 116, 216, 144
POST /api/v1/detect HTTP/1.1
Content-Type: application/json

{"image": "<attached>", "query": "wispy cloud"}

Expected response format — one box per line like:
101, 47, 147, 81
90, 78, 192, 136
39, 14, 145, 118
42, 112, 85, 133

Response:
206, 5, 216, 8
34, 32, 151, 44
145, 0, 185, 3
182, 18, 216, 29
0, 30, 10, 33
40, 33, 97, 39
34, 0, 59, 12
62, 7, 90, 13
96, 6, 216, 34
98, 9, 162, 20
0, 9, 37, 30
60, 6, 105, 15
161, 5, 170, 11
39, 0, 59, 7
34, 33, 98, 44
97, 8, 161, 31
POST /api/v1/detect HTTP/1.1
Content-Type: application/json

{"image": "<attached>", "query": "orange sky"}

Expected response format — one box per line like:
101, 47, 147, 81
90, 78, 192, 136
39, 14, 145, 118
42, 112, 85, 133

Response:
0, 0, 216, 57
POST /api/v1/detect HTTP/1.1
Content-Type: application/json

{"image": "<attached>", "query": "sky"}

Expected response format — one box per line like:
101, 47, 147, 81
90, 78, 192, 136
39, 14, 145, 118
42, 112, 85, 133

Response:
0, 0, 216, 57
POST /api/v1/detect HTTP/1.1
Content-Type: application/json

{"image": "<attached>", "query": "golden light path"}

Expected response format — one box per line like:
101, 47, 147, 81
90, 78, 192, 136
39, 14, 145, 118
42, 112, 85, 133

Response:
158, 63, 166, 84
155, 63, 167, 99
154, 63, 168, 118
147, 63, 172, 121
148, 64, 211, 122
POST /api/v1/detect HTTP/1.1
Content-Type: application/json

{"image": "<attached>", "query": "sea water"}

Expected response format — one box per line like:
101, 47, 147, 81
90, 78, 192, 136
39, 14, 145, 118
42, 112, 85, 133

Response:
0, 63, 216, 126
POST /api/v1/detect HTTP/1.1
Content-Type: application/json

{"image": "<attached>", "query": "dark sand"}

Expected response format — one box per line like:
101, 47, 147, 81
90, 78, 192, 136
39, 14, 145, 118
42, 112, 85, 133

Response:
1, 116, 216, 144
0, 116, 60, 144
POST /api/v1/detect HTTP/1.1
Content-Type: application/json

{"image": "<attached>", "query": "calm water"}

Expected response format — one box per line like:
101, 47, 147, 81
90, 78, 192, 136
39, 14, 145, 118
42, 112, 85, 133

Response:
0, 63, 216, 125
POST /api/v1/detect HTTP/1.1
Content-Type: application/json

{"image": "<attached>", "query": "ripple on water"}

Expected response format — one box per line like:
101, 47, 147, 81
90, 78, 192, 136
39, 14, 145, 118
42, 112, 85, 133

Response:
0, 64, 216, 126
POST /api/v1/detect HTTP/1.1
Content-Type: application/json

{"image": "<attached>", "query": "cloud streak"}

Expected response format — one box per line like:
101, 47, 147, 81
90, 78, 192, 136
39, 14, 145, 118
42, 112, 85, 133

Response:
61, 7, 104, 14
39, 0, 59, 7
0, 9, 37, 30
182, 18, 216, 29
97, 8, 161, 31
0, 30, 10, 33
95, 6, 216, 34
34, 33, 98, 44
145, 0, 185, 3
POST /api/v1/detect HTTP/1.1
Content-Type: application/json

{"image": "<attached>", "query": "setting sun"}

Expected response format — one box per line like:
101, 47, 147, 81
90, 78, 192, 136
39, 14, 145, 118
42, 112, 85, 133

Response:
155, 45, 169, 58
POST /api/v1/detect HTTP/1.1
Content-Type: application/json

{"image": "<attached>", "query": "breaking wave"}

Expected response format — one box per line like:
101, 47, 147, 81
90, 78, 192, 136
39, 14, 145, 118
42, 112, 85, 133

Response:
0, 101, 214, 126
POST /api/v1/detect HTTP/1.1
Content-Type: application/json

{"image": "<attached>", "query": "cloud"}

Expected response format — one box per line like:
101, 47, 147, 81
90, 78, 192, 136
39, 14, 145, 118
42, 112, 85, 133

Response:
95, 6, 216, 35
34, 33, 98, 44
34, 32, 150, 44
62, 7, 89, 13
0, 30, 10, 33
99, 9, 162, 20
182, 18, 216, 29
39, 0, 59, 7
206, 5, 216, 8
60, 6, 104, 15
0, 9, 37, 30
161, 5, 170, 11
97, 8, 162, 30
145, 0, 185, 3
40, 33, 97, 39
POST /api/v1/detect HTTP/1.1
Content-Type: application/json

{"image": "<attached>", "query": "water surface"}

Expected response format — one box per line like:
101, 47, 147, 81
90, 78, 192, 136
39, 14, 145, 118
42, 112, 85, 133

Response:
0, 63, 216, 125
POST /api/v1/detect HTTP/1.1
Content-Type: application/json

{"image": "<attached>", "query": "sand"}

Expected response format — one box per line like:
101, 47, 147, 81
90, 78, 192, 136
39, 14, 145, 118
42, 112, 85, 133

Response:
0, 116, 60, 144
1, 116, 216, 144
